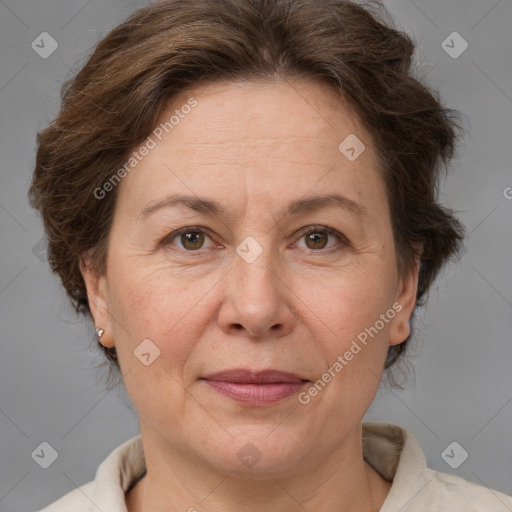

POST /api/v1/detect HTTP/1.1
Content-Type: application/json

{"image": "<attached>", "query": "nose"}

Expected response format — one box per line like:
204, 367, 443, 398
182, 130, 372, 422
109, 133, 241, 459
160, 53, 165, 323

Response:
217, 246, 296, 340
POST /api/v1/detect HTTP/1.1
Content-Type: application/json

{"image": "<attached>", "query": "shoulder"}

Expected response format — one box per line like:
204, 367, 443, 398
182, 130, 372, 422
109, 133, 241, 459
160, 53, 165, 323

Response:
362, 422, 512, 511
422, 468, 512, 510
37, 435, 145, 512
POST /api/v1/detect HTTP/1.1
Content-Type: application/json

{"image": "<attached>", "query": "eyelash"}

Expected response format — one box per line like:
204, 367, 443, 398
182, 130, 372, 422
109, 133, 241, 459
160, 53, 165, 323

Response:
160, 225, 350, 254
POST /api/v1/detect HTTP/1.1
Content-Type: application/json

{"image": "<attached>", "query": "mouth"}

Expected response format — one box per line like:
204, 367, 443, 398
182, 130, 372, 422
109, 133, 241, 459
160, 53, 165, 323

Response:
200, 369, 310, 405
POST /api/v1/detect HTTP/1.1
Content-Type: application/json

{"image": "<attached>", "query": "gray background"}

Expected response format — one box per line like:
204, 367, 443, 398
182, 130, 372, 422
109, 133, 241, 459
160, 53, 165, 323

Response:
1, 0, 511, 510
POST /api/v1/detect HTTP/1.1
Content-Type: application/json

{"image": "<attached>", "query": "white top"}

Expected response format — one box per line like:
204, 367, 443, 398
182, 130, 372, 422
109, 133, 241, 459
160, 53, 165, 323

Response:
39, 422, 512, 511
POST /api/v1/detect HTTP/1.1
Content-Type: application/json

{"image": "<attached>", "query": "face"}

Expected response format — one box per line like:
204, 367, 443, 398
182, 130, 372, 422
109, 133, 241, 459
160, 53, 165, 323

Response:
82, 79, 419, 477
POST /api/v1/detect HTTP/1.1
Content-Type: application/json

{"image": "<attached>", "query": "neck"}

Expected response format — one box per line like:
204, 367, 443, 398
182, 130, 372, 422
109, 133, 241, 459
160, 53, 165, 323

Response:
126, 424, 391, 512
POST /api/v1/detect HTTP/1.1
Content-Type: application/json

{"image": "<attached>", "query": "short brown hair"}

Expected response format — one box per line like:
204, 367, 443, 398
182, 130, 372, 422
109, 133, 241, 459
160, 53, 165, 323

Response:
28, 0, 465, 386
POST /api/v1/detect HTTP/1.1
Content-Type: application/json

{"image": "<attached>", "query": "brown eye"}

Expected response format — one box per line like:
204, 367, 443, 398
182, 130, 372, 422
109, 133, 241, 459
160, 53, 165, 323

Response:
305, 232, 329, 250
161, 227, 216, 252
295, 226, 347, 252
180, 231, 205, 250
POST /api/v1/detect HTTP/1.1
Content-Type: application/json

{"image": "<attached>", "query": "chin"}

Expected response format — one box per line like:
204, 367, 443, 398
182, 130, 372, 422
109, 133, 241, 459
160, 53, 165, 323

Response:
199, 423, 310, 476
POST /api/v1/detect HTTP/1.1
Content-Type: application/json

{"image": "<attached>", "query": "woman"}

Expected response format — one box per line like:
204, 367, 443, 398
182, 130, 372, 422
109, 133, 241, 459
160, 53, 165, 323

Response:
30, 0, 512, 510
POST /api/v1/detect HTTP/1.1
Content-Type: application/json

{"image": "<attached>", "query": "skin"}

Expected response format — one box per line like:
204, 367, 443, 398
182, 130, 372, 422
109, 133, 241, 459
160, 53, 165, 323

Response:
81, 78, 420, 512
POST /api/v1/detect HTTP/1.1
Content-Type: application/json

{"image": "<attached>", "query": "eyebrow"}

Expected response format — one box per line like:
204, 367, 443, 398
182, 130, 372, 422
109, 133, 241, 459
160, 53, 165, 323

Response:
138, 192, 367, 221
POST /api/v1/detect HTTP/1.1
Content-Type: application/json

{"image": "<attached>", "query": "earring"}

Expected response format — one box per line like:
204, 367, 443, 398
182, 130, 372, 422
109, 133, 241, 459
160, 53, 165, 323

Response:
95, 327, 105, 338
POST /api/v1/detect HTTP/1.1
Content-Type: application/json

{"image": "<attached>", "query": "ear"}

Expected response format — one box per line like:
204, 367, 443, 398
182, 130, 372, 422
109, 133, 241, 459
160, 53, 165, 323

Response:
389, 254, 421, 347
79, 257, 115, 349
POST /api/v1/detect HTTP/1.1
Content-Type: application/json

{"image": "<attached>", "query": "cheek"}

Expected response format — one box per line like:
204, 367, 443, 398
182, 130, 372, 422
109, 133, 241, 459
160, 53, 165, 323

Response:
305, 279, 393, 412
304, 264, 396, 342
301, 267, 396, 406
106, 259, 213, 366
106, 267, 201, 416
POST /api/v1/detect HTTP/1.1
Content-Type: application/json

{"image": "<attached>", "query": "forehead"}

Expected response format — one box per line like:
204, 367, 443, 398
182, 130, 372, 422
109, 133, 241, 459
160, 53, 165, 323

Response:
167, 78, 370, 152
115, 78, 385, 221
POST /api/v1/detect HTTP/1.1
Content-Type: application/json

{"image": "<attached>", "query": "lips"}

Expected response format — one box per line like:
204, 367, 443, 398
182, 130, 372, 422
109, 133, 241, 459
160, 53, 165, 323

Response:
202, 368, 308, 384
201, 369, 309, 405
